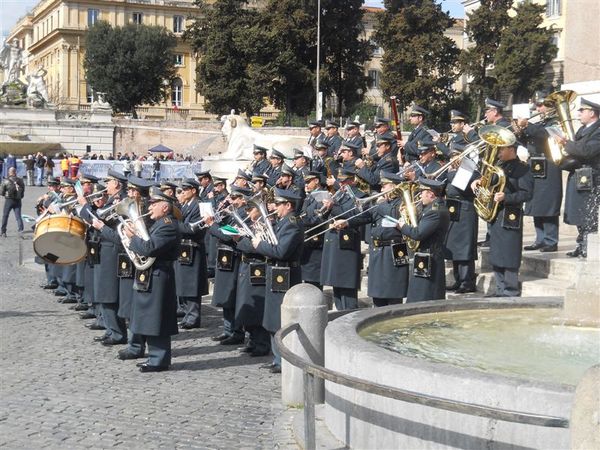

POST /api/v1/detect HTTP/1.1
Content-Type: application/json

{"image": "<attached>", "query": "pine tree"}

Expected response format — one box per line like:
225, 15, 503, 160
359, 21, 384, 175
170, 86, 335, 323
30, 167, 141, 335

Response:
84, 21, 177, 118
494, 2, 557, 103
374, 0, 460, 125
185, 0, 266, 116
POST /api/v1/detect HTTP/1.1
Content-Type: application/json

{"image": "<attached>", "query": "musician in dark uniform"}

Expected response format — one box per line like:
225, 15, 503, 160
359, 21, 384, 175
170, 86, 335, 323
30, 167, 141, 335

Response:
398, 106, 431, 162
437, 110, 480, 156
402, 140, 443, 181
234, 168, 252, 188
345, 121, 365, 154
157, 180, 177, 198
323, 121, 342, 157
307, 121, 326, 149
472, 142, 534, 296
311, 142, 332, 177
37, 176, 61, 290
55, 178, 79, 304
195, 169, 214, 201
355, 136, 400, 191
555, 98, 600, 258
517, 92, 563, 252
320, 168, 370, 310
266, 149, 286, 187
484, 98, 512, 129
444, 146, 479, 293
326, 142, 359, 192
87, 169, 128, 345
206, 185, 253, 345
236, 188, 304, 374
299, 171, 327, 290
366, 117, 399, 159
277, 164, 305, 213
250, 145, 271, 175
367, 172, 409, 306
291, 148, 311, 190
398, 178, 450, 302
123, 188, 181, 372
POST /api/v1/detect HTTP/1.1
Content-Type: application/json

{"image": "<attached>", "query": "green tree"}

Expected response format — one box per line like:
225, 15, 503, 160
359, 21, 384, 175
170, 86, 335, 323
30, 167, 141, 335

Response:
185, 0, 266, 116
494, 2, 557, 103
319, 0, 373, 116
84, 21, 177, 118
374, 0, 460, 125
459, 0, 512, 114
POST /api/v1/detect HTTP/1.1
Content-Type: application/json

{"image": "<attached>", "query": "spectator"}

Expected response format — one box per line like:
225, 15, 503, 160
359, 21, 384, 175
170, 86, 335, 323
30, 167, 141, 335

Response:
133, 158, 143, 178
153, 158, 161, 182
45, 156, 55, 181
24, 155, 35, 186
35, 153, 46, 186
99, 154, 105, 160
0, 154, 5, 181
69, 154, 81, 178
60, 155, 69, 177
0, 167, 25, 237
6, 154, 17, 173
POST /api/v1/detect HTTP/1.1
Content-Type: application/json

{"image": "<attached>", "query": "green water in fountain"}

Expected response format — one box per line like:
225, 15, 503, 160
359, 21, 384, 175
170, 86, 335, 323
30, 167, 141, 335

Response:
360, 308, 600, 386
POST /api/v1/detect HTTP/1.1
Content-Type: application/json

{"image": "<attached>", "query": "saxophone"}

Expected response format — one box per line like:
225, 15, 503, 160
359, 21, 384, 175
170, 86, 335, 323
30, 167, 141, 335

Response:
473, 125, 515, 222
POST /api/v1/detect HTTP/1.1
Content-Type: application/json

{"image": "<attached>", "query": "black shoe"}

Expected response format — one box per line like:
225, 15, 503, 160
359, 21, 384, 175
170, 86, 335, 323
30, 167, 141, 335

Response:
117, 349, 145, 360
0, 232, 6, 238
74, 303, 89, 311
566, 247, 582, 257
80, 312, 96, 320
220, 336, 244, 345
540, 244, 558, 253
136, 361, 149, 367
260, 363, 276, 369
446, 282, 460, 291
85, 323, 105, 330
238, 346, 255, 353
477, 240, 490, 248
176, 310, 186, 318
93, 335, 109, 342
54, 290, 68, 297
269, 365, 282, 374
61, 297, 77, 304
484, 292, 499, 298
101, 337, 127, 346
250, 349, 270, 357
41, 283, 59, 290
179, 322, 200, 330
139, 363, 169, 373
524, 242, 544, 251
211, 334, 229, 342
456, 286, 477, 294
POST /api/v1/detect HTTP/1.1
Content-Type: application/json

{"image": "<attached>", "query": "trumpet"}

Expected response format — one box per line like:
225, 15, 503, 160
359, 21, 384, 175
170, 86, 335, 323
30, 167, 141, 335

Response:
47, 189, 108, 213
188, 203, 234, 230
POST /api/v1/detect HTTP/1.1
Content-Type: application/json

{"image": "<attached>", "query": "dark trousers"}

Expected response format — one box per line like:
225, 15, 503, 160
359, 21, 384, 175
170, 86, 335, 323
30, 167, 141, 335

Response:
223, 307, 243, 338
181, 296, 201, 326
533, 216, 559, 246
99, 303, 126, 341
270, 333, 281, 367
452, 260, 477, 290
1, 198, 23, 233
373, 297, 403, 307
333, 287, 358, 310
127, 330, 147, 357
246, 325, 270, 353
492, 266, 520, 297
146, 335, 171, 367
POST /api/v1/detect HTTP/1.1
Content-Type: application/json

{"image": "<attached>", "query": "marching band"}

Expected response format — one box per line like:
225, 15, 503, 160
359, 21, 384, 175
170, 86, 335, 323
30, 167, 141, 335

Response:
31, 91, 600, 373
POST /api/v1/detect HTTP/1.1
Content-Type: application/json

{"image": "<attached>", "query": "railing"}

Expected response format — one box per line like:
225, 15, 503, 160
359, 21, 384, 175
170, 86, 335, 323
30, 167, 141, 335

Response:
274, 319, 570, 450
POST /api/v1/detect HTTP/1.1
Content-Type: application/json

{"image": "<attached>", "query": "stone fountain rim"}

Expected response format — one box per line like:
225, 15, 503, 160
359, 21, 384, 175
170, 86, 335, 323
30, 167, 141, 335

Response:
327, 296, 577, 393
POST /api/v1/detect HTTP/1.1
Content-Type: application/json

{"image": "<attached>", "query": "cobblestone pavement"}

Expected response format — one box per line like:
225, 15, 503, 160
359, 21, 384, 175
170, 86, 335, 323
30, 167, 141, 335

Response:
0, 187, 299, 449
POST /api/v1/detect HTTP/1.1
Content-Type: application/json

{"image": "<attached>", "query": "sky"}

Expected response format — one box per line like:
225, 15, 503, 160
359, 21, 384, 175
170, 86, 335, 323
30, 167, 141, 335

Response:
1, 0, 465, 39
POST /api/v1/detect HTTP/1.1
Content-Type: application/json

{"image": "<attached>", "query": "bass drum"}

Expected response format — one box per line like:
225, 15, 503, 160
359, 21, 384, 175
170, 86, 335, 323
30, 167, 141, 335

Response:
34, 214, 87, 265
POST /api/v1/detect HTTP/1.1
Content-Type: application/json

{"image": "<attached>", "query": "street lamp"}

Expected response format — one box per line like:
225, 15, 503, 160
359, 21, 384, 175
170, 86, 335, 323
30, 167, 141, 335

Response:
315, 0, 322, 121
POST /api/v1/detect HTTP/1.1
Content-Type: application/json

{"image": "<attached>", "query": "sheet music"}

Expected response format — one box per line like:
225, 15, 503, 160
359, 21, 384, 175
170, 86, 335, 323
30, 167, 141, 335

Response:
199, 202, 214, 217
452, 156, 477, 191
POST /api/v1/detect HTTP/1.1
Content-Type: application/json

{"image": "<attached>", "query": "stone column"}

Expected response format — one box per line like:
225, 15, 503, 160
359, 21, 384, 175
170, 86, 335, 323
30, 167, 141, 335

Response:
570, 364, 600, 450
281, 283, 328, 405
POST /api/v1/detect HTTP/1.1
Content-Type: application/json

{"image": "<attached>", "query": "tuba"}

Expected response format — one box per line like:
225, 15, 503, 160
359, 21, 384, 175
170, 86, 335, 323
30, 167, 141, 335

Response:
115, 198, 155, 270
396, 182, 421, 251
543, 90, 580, 170
473, 125, 515, 222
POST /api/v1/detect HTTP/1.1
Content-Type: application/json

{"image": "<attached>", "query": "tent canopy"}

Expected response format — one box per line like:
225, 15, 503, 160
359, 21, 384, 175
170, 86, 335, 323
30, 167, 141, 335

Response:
148, 144, 173, 153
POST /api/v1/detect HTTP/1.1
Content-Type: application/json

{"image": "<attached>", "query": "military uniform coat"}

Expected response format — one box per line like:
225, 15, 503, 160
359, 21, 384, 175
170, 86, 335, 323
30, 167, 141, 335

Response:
403, 125, 431, 162
367, 196, 409, 298
300, 189, 326, 284
237, 214, 304, 333
235, 245, 266, 328
444, 170, 478, 261
369, 130, 399, 159
521, 121, 563, 217
320, 186, 370, 289
129, 215, 180, 337
356, 152, 399, 191
253, 158, 271, 176
488, 159, 534, 269
563, 120, 600, 227
266, 164, 283, 188
175, 199, 209, 298
308, 131, 326, 149
401, 199, 450, 302
324, 134, 342, 157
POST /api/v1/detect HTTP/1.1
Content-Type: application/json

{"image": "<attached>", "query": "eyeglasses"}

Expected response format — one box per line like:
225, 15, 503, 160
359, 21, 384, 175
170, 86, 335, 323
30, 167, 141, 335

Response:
176, 188, 183, 194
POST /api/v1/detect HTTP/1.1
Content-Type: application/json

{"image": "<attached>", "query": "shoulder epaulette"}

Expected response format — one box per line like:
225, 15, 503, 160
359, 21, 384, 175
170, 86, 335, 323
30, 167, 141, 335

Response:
163, 217, 172, 224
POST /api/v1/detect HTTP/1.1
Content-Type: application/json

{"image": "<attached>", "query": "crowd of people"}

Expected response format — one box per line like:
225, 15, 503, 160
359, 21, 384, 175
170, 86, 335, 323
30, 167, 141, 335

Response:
14, 91, 600, 374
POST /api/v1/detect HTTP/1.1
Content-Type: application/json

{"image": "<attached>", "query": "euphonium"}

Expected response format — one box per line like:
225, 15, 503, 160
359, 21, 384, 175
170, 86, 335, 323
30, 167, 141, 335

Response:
115, 198, 156, 270
397, 182, 420, 251
473, 125, 515, 222
543, 90, 580, 170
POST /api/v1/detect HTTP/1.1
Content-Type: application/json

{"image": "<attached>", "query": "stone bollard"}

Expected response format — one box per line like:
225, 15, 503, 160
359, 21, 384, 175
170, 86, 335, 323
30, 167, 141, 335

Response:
570, 364, 600, 450
281, 283, 328, 406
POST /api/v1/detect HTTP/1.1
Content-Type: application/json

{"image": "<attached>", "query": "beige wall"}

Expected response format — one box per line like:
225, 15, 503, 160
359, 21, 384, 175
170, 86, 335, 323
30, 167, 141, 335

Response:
563, 0, 600, 84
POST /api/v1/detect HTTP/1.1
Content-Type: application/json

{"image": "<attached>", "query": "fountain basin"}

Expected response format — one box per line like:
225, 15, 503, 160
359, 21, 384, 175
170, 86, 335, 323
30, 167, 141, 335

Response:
324, 297, 575, 449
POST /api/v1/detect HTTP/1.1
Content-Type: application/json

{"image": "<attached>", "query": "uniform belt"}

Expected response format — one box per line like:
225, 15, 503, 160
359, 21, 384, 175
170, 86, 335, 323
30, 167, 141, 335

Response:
266, 259, 299, 268
181, 239, 199, 247
151, 261, 175, 270
241, 255, 265, 264
372, 239, 402, 247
